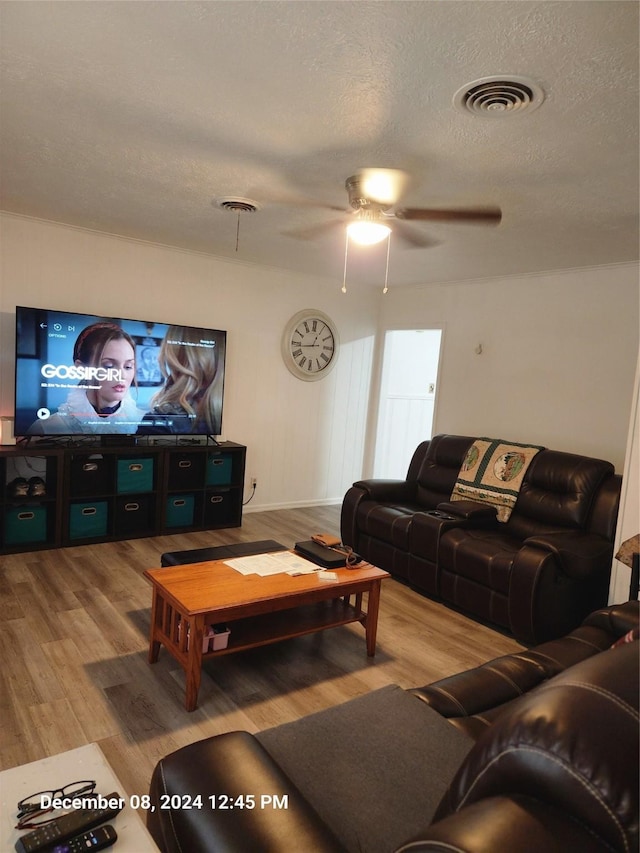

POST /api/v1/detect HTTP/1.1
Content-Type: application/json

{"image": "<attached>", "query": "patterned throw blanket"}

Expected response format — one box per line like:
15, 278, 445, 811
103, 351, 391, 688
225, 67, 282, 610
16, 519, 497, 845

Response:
451, 438, 544, 522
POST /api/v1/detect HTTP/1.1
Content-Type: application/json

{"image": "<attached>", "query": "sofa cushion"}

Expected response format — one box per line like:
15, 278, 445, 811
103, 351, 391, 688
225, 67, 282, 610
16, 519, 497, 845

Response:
438, 527, 521, 594
415, 434, 474, 507
505, 450, 614, 536
411, 653, 549, 739
521, 624, 628, 672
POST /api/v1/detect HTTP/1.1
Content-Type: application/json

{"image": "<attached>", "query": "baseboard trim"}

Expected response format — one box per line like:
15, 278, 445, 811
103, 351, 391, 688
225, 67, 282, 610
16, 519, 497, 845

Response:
243, 497, 342, 514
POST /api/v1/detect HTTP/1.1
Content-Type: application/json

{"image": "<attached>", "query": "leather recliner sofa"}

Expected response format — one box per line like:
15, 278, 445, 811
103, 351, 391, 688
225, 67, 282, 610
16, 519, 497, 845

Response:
146, 601, 639, 853
340, 434, 621, 643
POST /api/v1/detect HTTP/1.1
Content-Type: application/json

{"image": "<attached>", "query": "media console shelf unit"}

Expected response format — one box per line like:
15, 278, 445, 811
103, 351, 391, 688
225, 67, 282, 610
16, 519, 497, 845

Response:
0, 441, 246, 554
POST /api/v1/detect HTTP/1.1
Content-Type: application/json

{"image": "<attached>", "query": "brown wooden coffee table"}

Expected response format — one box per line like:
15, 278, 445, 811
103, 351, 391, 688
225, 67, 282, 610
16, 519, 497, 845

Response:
143, 554, 390, 711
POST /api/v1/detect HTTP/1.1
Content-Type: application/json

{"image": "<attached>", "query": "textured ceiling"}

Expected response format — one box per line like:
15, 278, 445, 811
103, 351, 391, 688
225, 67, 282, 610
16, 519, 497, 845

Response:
1, 0, 638, 288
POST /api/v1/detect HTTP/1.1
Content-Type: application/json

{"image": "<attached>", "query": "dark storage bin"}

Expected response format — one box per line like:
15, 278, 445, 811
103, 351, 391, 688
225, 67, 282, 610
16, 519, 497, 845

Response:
4, 506, 47, 545
203, 489, 237, 527
206, 453, 233, 486
69, 455, 111, 496
168, 453, 205, 490
116, 457, 154, 494
115, 495, 155, 535
166, 494, 195, 528
69, 500, 108, 540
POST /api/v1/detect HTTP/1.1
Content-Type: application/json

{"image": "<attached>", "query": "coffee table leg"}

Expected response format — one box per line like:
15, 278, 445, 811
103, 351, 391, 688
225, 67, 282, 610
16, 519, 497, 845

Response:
148, 589, 161, 663
185, 616, 205, 712
365, 580, 382, 657
149, 638, 161, 664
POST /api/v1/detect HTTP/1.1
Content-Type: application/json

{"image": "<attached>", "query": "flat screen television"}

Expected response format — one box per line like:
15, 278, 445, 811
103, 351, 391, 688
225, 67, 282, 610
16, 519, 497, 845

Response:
14, 306, 226, 438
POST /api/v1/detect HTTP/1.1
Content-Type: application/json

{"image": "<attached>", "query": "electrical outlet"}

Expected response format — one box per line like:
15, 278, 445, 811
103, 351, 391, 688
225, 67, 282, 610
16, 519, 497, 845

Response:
251, 477, 257, 487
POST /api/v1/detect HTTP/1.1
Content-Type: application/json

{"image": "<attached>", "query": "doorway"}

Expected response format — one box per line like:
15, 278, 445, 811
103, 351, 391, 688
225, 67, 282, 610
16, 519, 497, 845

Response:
372, 328, 443, 478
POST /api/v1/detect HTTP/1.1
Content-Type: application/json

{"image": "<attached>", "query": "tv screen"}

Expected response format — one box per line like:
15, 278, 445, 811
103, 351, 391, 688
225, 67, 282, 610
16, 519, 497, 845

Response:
14, 306, 226, 438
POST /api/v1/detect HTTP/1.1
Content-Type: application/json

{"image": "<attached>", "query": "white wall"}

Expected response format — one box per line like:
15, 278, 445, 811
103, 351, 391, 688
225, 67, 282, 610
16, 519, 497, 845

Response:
375, 265, 639, 471
2, 213, 638, 521
0, 213, 379, 510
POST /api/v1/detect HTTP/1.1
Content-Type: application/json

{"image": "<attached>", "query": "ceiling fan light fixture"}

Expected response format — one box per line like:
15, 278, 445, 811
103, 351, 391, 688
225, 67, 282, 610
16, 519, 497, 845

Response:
358, 168, 409, 206
347, 220, 391, 246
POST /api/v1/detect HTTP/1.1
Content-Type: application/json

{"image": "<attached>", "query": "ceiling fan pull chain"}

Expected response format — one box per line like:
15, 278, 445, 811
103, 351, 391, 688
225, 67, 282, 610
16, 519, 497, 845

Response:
235, 211, 241, 252
382, 232, 391, 294
341, 232, 350, 293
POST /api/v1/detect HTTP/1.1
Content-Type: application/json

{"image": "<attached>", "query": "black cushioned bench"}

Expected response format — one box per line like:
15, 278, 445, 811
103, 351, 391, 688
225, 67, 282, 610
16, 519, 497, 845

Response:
160, 539, 287, 567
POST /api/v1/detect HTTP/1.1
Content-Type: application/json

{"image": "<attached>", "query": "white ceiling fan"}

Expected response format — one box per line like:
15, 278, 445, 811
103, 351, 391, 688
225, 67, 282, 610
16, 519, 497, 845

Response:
281, 168, 502, 248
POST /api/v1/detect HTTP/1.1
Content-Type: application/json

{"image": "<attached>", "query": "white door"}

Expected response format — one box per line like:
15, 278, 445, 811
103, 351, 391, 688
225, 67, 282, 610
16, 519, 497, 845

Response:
373, 329, 443, 478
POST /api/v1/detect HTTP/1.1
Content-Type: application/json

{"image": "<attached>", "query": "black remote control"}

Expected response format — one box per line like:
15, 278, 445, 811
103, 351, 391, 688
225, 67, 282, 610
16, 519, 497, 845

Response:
14, 792, 123, 853
51, 824, 117, 852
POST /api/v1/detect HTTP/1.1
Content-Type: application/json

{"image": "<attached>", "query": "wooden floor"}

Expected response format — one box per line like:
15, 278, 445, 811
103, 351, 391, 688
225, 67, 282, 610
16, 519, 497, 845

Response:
0, 504, 522, 802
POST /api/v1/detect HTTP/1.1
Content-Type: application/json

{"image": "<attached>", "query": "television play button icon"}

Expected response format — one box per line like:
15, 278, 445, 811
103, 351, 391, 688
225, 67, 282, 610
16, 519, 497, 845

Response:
37, 408, 51, 420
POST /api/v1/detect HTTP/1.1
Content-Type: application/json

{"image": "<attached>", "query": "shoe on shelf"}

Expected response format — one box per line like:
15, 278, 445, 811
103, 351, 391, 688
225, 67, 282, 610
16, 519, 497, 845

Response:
6, 477, 29, 498
28, 476, 46, 497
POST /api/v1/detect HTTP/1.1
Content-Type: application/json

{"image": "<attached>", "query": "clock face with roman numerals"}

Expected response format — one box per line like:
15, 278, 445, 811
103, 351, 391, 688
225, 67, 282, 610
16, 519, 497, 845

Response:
282, 310, 339, 381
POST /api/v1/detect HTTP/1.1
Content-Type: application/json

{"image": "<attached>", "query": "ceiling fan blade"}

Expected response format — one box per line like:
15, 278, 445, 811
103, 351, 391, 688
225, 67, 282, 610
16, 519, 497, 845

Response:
395, 206, 502, 225
282, 218, 347, 241
391, 220, 441, 249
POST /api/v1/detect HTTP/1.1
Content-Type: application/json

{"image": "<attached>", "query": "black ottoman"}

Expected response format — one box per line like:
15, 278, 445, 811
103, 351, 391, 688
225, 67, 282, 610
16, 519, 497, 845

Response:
160, 539, 287, 567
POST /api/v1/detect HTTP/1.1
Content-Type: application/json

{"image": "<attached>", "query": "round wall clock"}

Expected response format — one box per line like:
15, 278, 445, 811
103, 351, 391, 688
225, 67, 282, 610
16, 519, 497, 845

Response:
282, 310, 339, 381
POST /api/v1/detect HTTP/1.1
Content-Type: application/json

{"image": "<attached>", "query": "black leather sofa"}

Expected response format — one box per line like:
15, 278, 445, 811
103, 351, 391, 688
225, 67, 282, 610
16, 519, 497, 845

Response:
341, 434, 621, 643
147, 601, 639, 853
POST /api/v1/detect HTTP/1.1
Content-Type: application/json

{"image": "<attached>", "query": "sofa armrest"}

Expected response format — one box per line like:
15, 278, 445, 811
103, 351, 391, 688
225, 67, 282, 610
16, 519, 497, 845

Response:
437, 500, 498, 522
395, 795, 611, 853
341, 480, 417, 547
583, 600, 640, 636
523, 531, 613, 580
148, 731, 346, 853
411, 654, 546, 721
352, 478, 418, 502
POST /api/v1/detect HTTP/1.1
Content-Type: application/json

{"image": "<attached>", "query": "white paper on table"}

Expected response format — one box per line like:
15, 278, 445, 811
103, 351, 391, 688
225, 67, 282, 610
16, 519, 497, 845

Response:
224, 551, 317, 576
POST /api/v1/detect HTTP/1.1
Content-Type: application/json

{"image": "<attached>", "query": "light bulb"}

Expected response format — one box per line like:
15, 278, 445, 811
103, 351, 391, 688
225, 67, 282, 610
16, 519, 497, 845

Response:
346, 221, 391, 246
359, 169, 408, 205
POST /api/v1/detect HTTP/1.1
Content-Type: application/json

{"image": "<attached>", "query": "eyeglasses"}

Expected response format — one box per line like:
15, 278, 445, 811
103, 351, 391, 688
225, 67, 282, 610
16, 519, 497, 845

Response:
16, 780, 96, 829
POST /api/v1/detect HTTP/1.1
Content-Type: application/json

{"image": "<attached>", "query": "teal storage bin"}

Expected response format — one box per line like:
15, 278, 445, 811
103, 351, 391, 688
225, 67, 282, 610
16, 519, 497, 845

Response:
4, 506, 47, 545
166, 494, 195, 528
69, 501, 108, 539
116, 457, 154, 494
206, 453, 233, 486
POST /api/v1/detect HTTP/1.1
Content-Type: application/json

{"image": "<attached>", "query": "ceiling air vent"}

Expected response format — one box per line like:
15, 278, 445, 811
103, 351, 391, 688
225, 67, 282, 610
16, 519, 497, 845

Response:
453, 75, 545, 117
213, 197, 261, 213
